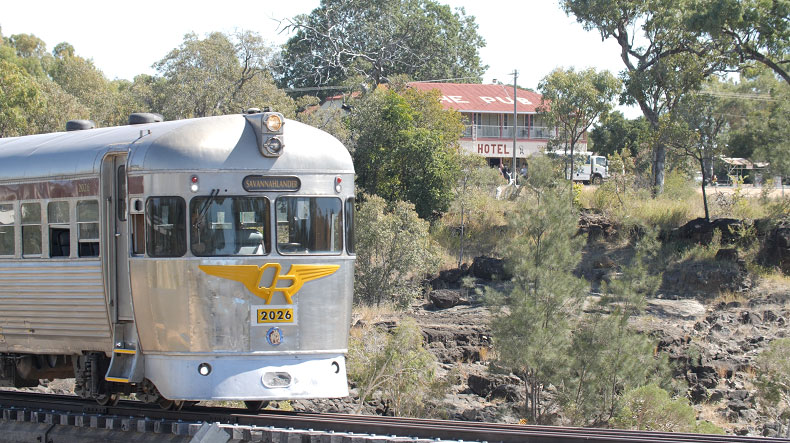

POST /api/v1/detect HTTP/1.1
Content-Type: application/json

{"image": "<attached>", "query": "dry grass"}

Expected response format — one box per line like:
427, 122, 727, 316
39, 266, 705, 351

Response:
711, 290, 751, 306
352, 302, 400, 326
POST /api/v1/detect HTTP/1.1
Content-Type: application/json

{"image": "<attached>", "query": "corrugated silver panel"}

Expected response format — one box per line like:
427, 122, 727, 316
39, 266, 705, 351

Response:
0, 261, 110, 343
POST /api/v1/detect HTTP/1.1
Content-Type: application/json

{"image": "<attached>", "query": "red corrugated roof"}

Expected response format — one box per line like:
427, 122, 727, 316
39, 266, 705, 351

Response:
408, 82, 544, 113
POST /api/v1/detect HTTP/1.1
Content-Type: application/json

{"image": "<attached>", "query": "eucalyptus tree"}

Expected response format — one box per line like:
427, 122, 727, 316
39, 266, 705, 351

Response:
538, 67, 621, 183
277, 0, 486, 92
562, 0, 727, 194
686, 0, 790, 85
153, 31, 295, 120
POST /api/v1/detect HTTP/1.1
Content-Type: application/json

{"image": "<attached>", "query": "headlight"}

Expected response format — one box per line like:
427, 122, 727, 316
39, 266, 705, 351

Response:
265, 114, 283, 132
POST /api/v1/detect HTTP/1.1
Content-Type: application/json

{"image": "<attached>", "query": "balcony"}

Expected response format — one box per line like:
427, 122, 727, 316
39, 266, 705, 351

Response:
463, 125, 557, 140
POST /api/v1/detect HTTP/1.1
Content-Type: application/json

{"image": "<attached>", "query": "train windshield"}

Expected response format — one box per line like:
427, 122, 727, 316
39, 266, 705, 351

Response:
190, 196, 271, 256
276, 197, 342, 254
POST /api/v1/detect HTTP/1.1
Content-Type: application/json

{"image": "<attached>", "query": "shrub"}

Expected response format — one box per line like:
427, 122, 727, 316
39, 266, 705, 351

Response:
613, 384, 697, 432
354, 194, 438, 308
347, 318, 447, 417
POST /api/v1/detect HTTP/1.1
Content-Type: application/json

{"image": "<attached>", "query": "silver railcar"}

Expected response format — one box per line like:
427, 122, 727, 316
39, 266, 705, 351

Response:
0, 111, 355, 409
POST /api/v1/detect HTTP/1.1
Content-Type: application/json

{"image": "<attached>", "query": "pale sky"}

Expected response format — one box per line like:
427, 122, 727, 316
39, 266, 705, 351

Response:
0, 0, 639, 116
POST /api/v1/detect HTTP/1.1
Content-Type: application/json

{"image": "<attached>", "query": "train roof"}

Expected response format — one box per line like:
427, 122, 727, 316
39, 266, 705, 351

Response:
0, 114, 353, 182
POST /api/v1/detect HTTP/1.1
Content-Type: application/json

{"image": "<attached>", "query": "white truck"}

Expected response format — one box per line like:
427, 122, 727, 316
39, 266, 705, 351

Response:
549, 150, 610, 185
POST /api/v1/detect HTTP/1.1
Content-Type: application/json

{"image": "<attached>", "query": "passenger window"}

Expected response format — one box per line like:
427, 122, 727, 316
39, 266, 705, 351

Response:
0, 204, 14, 256
77, 200, 100, 257
21, 203, 41, 257
146, 197, 186, 257
48, 201, 70, 258
276, 197, 342, 254
190, 196, 271, 256
345, 198, 355, 255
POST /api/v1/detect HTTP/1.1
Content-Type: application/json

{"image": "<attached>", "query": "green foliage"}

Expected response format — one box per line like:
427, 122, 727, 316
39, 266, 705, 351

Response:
538, 67, 621, 179
590, 112, 651, 158
685, 0, 790, 85
613, 384, 697, 432
562, 0, 725, 194
487, 176, 588, 423
354, 195, 438, 308
277, 0, 486, 91
444, 153, 506, 266
562, 233, 667, 425
755, 338, 790, 434
349, 87, 463, 220
0, 59, 41, 137
347, 317, 447, 417
152, 31, 295, 120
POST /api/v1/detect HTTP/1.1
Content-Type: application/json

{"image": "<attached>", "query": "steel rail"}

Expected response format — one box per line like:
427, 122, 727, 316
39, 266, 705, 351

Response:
0, 391, 786, 443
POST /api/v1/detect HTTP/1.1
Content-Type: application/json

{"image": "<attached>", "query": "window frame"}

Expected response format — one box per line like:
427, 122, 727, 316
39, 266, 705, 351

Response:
344, 197, 355, 255
274, 195, 344, 256
146, 196, 187, 258
47, 200, 71, 258
0, 202, 16, 258
20, 201, 42, 258
76, 199, 100, 258
189, 195, 272, 257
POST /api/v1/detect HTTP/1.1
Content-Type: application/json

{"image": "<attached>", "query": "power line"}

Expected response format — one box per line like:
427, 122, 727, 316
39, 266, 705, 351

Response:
697, 90, 779, 102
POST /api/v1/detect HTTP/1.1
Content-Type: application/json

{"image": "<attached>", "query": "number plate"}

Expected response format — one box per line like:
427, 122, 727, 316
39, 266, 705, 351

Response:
251, 305, 296, 325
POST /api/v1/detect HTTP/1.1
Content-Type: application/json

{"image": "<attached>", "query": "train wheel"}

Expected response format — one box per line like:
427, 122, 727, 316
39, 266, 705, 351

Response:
244, 400, 269, 411
157, 398, 175, 409
96, 393, 119, 406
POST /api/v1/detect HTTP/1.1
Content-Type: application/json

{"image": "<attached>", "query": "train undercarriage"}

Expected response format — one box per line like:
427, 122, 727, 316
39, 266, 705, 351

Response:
0, 353, 267, 411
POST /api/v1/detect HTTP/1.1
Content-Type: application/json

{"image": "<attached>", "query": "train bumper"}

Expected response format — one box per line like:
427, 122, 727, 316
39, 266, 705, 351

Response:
144, 353, 348, 401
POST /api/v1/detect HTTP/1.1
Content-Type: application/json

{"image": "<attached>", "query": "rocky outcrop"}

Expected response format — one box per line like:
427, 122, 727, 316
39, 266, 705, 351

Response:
670, 218, 745, 244
661, 253, 752, 297
469, 256, 511, 281
429, 289, 462, 309
578, 210, 619, 241
761, 222, 790, 274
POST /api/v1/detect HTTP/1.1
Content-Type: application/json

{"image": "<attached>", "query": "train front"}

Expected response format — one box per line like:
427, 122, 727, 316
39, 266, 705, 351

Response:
126, 112, 355, 402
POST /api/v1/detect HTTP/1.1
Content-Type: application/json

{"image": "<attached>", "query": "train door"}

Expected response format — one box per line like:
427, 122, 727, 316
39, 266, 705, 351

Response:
101, 153, 133, 321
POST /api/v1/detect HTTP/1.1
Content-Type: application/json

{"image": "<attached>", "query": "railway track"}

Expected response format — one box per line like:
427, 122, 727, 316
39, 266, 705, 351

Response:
0, 391, 786, 443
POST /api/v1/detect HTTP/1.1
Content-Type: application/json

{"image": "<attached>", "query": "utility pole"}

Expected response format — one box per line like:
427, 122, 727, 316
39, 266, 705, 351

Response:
512, 70, 518, 185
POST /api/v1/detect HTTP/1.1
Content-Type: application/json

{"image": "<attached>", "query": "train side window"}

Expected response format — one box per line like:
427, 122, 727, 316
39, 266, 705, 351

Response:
21, 202, 42, 257
77, 200, 100, 257
275, 197, 342, 255
146, 197, 186, 257
344, 198, 355, 255
47, 201, 70, 258
0, 204, 14, 257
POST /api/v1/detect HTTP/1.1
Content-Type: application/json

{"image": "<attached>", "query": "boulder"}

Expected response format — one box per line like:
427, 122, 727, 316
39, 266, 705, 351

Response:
761, 223, 790, 274
671, 217, 744, 244
429, 289, 462, 309
470, 256, 512, 281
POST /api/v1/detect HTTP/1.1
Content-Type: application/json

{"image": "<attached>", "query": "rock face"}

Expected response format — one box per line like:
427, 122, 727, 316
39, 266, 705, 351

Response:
578, 210, 618, 241
761, 223, 790, 274
661, 252, 752, 297
671, 218, 745, 244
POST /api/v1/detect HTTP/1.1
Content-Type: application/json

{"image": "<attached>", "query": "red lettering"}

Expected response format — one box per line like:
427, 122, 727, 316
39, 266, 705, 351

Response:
478, 144, 484, 154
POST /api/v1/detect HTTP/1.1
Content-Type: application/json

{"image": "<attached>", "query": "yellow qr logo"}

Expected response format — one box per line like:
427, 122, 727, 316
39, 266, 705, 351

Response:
199, 263, 339, 304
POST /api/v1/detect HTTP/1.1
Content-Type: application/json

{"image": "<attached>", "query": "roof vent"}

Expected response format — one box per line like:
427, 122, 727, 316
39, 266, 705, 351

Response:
128, 113, 164, 125
66, 120, 95, 131
245, 108, 261, 114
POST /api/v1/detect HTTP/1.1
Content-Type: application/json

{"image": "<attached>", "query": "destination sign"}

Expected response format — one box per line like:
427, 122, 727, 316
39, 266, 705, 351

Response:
243, 175, 301, 192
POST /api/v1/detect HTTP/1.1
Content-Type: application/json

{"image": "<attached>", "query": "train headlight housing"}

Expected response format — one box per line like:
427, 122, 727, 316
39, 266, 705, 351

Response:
265, 114, 283, 132
244, 110, 285, 158
263, 136, 283, 156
